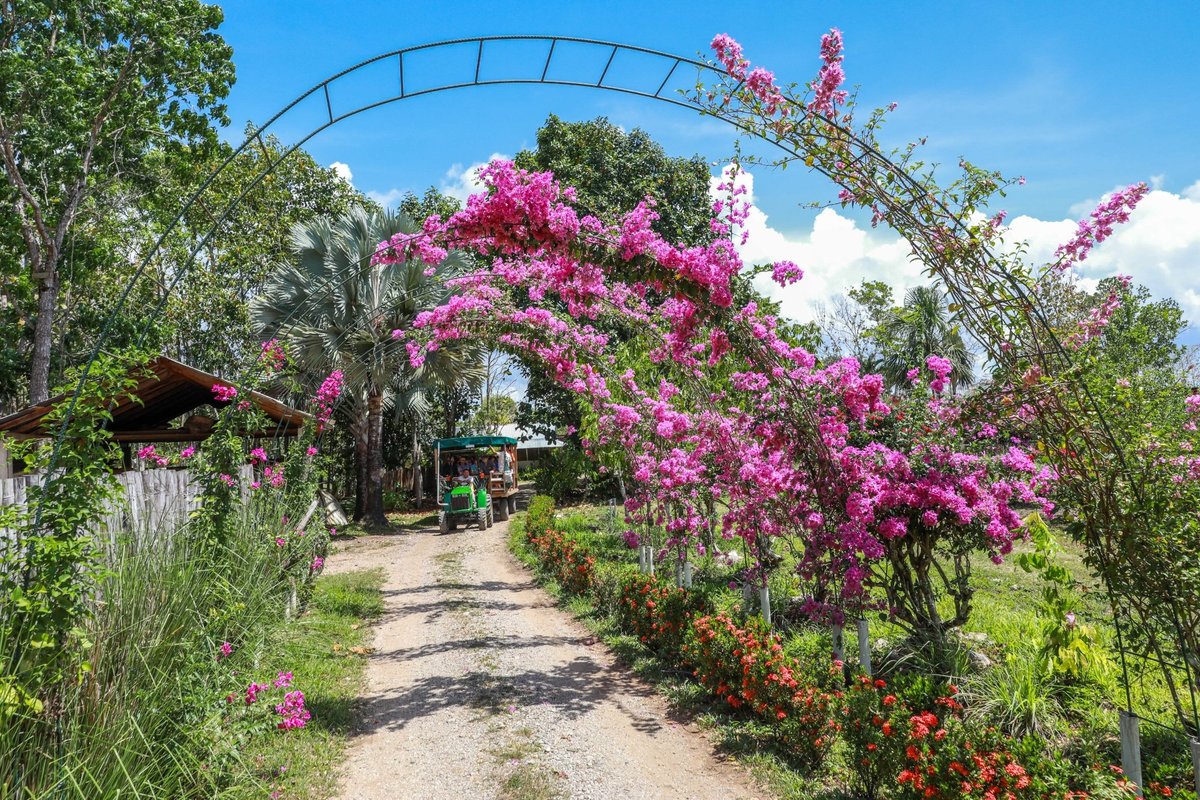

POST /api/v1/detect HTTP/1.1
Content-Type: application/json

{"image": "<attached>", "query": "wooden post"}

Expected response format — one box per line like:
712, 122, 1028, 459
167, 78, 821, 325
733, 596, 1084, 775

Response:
0, 442, 12, 479
1119, 710, 1143, 796
857, 618, 872, 676
683, 561, 693, 589
759, 585, 771, 625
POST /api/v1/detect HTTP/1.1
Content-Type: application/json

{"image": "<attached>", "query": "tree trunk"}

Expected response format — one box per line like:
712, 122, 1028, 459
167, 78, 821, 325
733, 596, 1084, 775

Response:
365, 389, 387, 527
351, 411, 368, 522
29, 261, 58, 404
411, 424, 423, 507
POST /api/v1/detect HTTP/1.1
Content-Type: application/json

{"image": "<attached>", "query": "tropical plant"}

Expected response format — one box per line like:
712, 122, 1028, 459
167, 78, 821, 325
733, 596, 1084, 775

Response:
878, 285, 975, 392
253, 206, 481, 525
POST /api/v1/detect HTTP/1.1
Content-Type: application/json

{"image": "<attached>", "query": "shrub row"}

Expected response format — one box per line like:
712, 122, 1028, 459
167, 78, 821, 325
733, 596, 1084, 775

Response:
514, 497, 1152, 800
522, 496, 596, 595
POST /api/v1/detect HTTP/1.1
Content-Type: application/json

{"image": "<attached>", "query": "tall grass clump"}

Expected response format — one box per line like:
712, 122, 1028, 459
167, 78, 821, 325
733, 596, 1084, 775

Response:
1, 499, 325, 798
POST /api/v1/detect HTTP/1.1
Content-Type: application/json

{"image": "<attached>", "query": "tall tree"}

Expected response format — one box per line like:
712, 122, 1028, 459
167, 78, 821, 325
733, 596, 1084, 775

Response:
254, 207, 480, 526
514, 114, 714, 246
0, 1, 235, 401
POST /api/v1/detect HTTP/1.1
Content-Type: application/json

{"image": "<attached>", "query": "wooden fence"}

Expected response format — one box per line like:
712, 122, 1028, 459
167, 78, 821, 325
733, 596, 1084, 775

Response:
0, 464, 254, 547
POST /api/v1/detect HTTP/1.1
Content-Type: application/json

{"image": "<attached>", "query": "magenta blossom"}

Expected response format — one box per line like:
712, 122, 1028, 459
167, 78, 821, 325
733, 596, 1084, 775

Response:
212, 383, 238, 403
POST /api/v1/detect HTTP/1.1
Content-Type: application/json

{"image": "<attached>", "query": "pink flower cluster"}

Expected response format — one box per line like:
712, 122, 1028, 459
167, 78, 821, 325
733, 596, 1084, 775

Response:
259, 338, 287, 373
1067, 275, 1130, 348
1187, 395, 1200, 415
275, 690, 310, 730
314, 370, 344, 431
137, 444, 170, 468
212, 383, 238, 403
237, 674, 310, 731
711, 34, 786, 115
926, 355, 954, 394
810, 28, 848, 116
1053, 184, 1148, 270
770, 260, 804, 287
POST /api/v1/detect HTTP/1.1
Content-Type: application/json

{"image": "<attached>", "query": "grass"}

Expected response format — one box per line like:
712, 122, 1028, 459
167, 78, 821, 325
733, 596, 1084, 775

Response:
225, 568, 384, 800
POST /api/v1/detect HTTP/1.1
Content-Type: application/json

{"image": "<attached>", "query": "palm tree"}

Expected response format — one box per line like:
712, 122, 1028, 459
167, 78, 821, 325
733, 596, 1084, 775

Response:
253, 206, 481, 526
878, 285, 975, 392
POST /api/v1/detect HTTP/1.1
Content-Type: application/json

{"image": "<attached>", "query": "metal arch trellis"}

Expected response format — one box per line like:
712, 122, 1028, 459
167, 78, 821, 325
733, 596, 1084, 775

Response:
41, 33, 1199, 752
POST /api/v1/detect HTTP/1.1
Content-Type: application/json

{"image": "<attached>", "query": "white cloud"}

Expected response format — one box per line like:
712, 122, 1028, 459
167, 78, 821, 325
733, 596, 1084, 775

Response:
366, 188, 406, 209
329, 161, 353, 184
713, 167, 926, 323
441, 153, 509, 203
716, 165, 1200, 332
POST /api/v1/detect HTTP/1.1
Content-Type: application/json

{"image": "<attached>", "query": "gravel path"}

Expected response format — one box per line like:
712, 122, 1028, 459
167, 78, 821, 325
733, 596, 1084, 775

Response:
328, 509, 766, 800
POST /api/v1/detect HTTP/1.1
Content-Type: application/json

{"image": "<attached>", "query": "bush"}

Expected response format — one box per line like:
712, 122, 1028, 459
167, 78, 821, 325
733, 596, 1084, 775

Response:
961, 650, 1065, 739
895, 693, 1035, 800
685, 612, 836, 770
525, 495, 556, 541
616, 571, 712, 666
522, 498, 596, 596
840, 674, 912, 800
529, 444, 620, 502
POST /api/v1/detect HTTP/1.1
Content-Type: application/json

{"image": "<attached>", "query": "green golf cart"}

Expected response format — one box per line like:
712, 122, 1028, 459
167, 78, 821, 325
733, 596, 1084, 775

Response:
435, 435, 521, 534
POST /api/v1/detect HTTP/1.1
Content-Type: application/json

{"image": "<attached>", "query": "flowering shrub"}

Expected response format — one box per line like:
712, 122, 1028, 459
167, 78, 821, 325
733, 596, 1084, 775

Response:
895, 694, 1034, 800
522, 500, 595, 596
841, 675, 911, 800
684, 613, 836, 768
524, 495, 556, 542
616, 572, 711, 665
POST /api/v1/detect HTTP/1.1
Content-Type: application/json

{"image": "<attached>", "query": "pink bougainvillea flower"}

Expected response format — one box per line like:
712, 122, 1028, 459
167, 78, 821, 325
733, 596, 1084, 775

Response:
212, 383, 238, 403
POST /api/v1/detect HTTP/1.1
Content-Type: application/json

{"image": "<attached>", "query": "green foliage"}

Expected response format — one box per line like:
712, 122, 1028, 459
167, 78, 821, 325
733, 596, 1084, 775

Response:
0, 0, 235, 400
254, 205, 483, 523
878, 285, 974, 391
529, 443, 620, 502
962, 649, 1065, 739
1017, 513, 1112, 682
465, 394, 517, 435
1, 352, 140, 705
0, 492, 331, 797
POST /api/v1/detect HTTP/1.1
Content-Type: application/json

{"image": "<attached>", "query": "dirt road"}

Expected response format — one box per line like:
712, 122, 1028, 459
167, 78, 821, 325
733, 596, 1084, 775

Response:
328, 511, 765, 800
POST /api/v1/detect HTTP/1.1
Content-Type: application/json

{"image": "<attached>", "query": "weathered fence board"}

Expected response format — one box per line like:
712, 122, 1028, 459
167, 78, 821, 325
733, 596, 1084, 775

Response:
0, 464, 254, 549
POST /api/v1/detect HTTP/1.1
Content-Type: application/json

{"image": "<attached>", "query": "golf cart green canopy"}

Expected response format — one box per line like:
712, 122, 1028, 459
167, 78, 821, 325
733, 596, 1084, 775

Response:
434, 435, 518, 451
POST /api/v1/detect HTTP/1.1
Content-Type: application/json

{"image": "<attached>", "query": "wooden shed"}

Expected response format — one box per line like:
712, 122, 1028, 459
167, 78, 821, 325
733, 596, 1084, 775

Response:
0, 356, 308, 477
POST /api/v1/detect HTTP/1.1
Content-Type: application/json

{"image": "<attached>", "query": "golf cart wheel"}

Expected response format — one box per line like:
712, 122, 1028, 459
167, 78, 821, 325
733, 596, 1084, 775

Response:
507, 496, 517, 515
478, 508, 488, 530
494, 498, 509, 522
439, 512, 448, 535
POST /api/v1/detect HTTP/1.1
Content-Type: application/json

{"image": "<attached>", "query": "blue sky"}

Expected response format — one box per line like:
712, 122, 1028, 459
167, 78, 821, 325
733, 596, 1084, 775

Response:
216, 0, 1200, 339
